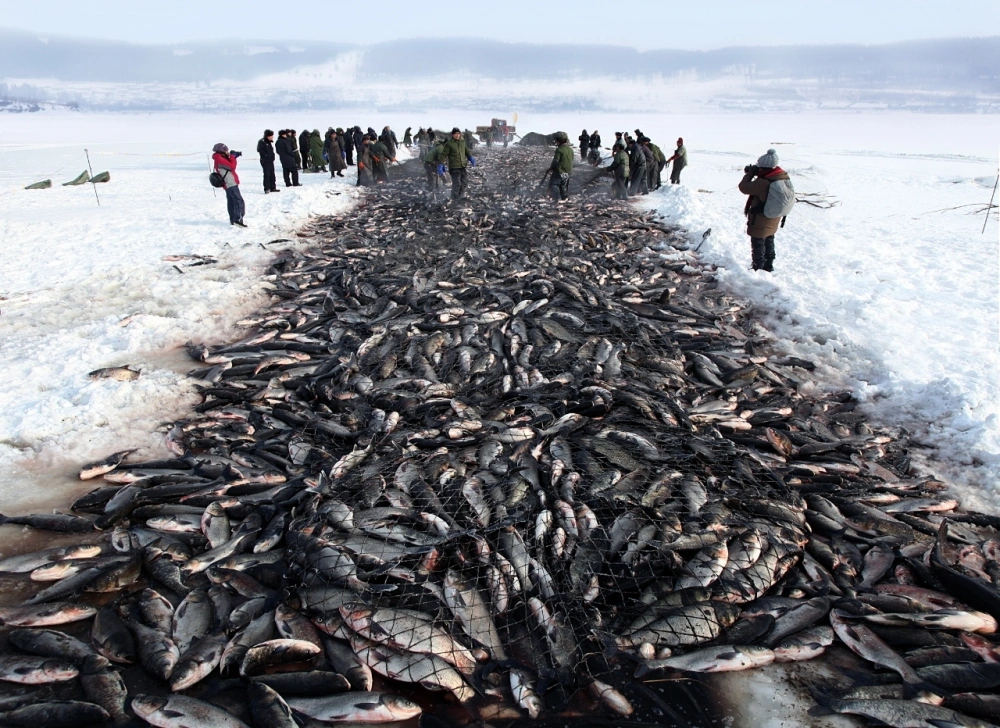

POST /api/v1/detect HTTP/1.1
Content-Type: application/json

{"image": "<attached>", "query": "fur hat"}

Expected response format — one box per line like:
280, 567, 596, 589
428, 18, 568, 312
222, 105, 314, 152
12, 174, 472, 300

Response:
212, 143, 228, 154
264, 129, 273, 138
451, 127, 461, 134
757, 148, 779, 168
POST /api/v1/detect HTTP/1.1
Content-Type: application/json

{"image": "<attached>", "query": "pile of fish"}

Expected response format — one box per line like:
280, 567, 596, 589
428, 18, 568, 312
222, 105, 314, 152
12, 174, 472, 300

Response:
0, 149, 999, 728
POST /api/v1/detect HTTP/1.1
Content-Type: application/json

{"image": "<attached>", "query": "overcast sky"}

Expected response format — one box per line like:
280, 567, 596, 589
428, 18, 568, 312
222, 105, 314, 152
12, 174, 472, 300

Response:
0, 0, 996, 49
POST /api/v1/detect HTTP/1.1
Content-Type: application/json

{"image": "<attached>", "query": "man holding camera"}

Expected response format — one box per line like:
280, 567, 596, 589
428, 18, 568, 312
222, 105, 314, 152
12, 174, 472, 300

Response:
739, 148, 794, 272
212, 143, 246, 227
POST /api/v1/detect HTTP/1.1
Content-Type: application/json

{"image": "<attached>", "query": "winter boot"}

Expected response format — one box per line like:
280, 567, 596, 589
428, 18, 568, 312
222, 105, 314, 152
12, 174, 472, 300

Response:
762, 236, 775, 272
750, 237, 765, 271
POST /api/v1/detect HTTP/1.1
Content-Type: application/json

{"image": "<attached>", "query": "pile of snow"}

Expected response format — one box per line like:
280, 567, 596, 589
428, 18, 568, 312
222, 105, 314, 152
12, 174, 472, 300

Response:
0, 112, 409, 510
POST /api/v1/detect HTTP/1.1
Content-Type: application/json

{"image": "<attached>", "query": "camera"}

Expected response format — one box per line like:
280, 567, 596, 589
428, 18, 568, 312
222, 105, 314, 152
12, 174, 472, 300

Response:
744, 164, 759, 175
232, 151, 243, 158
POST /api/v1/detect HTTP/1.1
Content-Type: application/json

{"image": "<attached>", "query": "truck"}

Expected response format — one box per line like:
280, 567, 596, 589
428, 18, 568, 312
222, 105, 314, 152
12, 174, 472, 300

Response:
476, 119, 515, 145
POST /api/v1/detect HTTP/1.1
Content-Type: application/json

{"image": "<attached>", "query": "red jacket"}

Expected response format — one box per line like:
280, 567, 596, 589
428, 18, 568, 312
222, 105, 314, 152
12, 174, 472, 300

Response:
212, 152, 240, 188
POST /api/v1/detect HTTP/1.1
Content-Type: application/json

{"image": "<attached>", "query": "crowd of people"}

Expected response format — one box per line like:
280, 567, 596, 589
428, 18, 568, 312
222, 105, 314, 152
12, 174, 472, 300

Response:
213, 122, 790, 272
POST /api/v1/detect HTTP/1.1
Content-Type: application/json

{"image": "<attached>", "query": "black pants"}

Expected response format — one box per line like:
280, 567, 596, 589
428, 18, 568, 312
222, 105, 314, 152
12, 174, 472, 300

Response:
751, 236, 776, 271
449, 167, 467, 199
282, 165, 299, 187
580, 145, 588, 161
345, 145, 354, 166
656, 161, 665, 189
261, 162, 276, 192
671, 165, 683, 184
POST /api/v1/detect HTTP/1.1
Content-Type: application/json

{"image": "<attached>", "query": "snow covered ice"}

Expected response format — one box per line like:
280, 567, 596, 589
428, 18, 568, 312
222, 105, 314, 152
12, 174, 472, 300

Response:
0, 112, 366, 512
0, 108, 996, 526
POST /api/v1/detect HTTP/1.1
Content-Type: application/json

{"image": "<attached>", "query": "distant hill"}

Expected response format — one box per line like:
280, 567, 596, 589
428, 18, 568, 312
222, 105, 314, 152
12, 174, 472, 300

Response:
1, 28, 996, 113
1, 28, 996, 91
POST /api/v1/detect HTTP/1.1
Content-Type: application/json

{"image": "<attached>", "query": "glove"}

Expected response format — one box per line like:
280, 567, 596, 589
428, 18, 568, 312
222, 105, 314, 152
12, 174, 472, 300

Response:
469, 157, 477, 167
437, 164, 445, 176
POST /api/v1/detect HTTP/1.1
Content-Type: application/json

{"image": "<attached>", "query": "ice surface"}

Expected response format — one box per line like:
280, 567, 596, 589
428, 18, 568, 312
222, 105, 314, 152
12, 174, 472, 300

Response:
0, 111, 377, 510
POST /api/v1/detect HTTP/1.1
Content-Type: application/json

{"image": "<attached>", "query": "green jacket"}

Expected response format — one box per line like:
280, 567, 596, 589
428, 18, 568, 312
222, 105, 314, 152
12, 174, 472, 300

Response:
371, 140, 391, 161
433, 138, 472, 169
649, 143, 666, 164
609, 149, 630, 179
309, 131, 324, 166
551, 143, 574, 174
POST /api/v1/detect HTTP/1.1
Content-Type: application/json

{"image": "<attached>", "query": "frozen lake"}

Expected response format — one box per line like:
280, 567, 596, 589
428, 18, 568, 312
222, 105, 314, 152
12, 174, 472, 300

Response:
0, 108, 995, 728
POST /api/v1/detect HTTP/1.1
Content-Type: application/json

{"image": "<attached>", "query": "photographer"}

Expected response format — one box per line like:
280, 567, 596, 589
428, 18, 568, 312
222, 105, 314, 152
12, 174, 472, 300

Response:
739, 148, 794, 272
212, 143, 246, 227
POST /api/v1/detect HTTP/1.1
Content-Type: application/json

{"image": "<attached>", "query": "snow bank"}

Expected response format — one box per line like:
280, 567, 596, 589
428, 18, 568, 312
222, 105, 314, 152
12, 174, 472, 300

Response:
0, 112, 393, 510
628, 112, 1000, 510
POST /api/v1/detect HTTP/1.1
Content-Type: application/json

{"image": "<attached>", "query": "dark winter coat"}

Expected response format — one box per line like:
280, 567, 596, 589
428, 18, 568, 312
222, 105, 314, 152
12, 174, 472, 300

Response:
628, 143, 646, 173
379, 130, 396, 158
740, 167, 790, 238
403, 128, 413, 145
353, 127, 364, 152
579, 132, 590, 150
299, 131, 311, 165
257, 137, 275, 164
329, 136, 346, 171
590, 133, 601, 150
640, 144, 655, 168
276, 136, 296, 168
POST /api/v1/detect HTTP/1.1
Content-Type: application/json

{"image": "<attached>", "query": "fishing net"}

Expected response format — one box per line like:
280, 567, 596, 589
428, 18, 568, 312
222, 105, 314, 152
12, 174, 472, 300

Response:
165, 149, 884, 723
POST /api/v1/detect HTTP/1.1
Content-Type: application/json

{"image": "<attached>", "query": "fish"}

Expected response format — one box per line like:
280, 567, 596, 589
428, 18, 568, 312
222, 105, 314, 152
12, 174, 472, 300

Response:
131, 694, 250, 728
285, 692, 422, 723
635, 645, 775, 676
0, 700, 110, 727
89, 366, 141, 381
0, 602, 96, 627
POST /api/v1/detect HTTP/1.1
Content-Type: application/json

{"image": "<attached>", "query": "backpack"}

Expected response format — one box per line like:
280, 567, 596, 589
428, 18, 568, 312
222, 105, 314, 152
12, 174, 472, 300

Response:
209, 171, 225, 188
763, 176, 795, 219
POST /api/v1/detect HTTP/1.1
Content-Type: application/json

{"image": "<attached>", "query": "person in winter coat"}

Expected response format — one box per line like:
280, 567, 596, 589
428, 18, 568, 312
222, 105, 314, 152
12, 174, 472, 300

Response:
403, 127, 413, 148
356, 136, 375, 187
639, 138, 656, 194
299, 129, 311, 170
275, 130, 301, 187
379, 127, 397, 159
648, 140, 666, 190
256, 130, 279, 194
370, 136, 394, 184
739, 148, 793, 272
578, 130, 590, 162
548, 132, 574, 202
666, 138, 687, 184
606, 142, 630, 200
627, 138, 647, 196
430, 128, 474, 200
309, 130, 326, 173
339, 128, 353, 166
353, 126, 364, 160
330, 130, 346, 177
212, 143, 246, 227
590, 130, 602, 152
289, 130, 301, 169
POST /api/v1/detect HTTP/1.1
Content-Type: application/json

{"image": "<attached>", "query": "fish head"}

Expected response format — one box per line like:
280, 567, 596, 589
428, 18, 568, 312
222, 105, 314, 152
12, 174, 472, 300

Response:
131, 695, 168, 718
715, 602, 742, 626
381, 694, 422, 718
